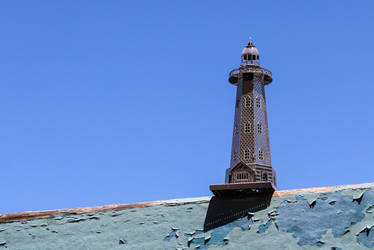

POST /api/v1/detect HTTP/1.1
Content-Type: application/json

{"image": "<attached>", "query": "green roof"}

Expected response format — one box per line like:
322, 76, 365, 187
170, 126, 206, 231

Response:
1, 183, 374, 249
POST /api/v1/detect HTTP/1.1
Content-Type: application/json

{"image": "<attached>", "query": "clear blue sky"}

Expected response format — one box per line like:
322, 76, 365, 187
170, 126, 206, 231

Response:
1, 1, 374, 213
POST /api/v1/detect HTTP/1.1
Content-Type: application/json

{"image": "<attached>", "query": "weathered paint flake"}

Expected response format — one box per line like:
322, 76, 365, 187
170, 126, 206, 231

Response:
0, 241, 7, 248
357, 226, 374, 248
257, 219, 272, 233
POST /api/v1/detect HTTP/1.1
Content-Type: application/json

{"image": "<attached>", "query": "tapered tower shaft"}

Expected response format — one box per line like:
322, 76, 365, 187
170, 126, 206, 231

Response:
225, 40, 276, 187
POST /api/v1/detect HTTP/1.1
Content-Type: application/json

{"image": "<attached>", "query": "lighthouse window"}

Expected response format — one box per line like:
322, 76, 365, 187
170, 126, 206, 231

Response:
262, 172, 268, 181
256, 97, 261, 108
237, 172, 249, 180
257, 55, 260, 60
258, 150, 264, 160
245, 97, 252, 108
244, 149, 250, 160
257, 123, 262, 134
245, 122, 251, 133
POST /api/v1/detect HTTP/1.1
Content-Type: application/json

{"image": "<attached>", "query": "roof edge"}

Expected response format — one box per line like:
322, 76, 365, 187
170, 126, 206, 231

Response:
1, 183, 373, 223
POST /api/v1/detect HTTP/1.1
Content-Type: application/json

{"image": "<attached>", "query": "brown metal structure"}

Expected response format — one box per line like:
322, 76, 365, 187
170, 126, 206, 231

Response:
210, 39, 276, 197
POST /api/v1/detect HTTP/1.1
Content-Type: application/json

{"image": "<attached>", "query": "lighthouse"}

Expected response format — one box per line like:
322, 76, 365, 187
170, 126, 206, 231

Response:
210, 39, 276, 197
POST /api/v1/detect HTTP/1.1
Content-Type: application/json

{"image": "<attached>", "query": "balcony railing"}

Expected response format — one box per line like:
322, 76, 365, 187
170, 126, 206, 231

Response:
229, 65, 272, 84
229, 66, 272, 79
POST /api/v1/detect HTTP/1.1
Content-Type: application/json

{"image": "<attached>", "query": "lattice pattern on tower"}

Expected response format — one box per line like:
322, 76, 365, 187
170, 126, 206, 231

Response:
225, 40, 276, 187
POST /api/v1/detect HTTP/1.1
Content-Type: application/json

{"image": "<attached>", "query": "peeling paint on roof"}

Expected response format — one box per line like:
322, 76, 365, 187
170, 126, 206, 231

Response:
1, 183, 374, 249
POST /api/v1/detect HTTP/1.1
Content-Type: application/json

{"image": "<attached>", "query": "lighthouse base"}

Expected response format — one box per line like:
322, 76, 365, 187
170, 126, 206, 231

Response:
209, 182, 275, 198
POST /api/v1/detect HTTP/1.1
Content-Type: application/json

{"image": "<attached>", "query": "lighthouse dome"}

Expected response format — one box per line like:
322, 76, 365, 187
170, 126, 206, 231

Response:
241, 40, 260, 66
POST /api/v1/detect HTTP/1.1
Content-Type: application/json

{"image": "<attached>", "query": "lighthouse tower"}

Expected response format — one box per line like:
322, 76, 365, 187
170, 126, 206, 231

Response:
210, 39, 276, 197
224, 39, 276, 187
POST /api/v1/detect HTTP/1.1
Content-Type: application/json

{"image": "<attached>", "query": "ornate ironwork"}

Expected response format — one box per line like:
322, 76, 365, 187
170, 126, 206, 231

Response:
229, 65, 273, 85
225, 40, 277, 187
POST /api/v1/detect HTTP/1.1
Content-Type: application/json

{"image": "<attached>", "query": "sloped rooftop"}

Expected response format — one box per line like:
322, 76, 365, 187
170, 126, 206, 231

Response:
1, 183, 374, 249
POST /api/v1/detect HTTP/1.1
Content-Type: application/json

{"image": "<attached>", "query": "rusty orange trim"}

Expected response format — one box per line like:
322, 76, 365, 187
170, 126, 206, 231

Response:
272, 183, 366, 197
273, 186, 337, 196
0, 201, 157, 223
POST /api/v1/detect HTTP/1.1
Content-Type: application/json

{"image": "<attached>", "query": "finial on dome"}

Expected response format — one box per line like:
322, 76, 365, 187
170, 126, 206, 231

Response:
247, 36, 254, 47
